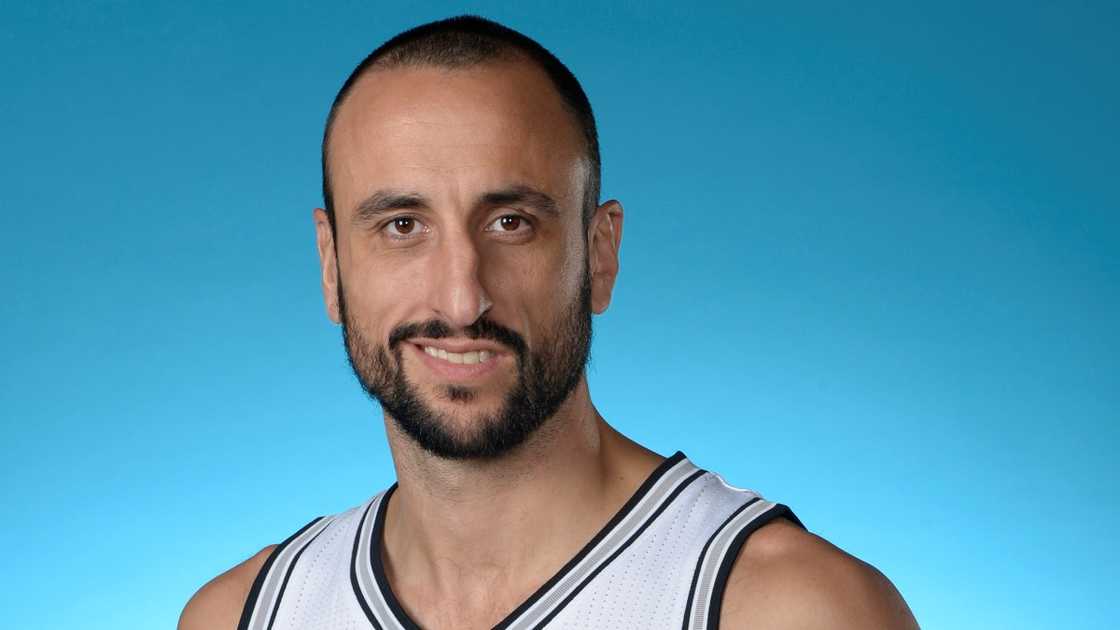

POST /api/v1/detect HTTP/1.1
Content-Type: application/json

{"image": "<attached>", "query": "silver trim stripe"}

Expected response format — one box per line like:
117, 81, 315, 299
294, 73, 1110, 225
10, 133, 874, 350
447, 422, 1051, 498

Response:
505, 458, 701, 630
354, 493, 407, 630
686, 499, 778, 630
246, 516, 336, 630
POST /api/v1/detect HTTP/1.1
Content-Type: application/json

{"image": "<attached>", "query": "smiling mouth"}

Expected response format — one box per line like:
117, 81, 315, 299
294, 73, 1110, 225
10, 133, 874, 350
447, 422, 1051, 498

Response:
417, 344, 496, 365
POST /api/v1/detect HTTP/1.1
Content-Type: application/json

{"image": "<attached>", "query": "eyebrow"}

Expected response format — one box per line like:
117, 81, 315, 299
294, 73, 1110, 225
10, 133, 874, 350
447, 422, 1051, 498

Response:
479, 184, 560, 218
352, 190, 427, 225
350, 184, 561, 226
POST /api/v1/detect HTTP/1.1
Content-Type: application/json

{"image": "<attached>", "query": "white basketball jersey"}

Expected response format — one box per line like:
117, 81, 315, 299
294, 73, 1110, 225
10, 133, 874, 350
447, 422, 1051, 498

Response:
238, 452, 801, 630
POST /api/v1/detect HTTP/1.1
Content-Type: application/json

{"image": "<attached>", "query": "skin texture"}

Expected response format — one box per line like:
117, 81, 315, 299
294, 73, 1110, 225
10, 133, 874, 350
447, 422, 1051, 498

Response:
178, 545, 275, 630
721, 518, 920, 628
179, 58, 919, 630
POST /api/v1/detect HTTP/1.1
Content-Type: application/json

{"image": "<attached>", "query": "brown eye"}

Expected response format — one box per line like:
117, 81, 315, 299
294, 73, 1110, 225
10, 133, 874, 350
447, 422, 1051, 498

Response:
384, 216, 428, 239
486, 214, 531, 236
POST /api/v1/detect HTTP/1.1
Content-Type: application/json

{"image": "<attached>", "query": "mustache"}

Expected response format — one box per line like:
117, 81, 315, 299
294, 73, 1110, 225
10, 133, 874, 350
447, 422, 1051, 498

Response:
388, 316, 527, 358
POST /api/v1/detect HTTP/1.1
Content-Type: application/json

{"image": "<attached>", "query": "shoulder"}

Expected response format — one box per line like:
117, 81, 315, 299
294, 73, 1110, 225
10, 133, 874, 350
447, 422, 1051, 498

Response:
719, 518, 919, 629
178, 545, 277, 630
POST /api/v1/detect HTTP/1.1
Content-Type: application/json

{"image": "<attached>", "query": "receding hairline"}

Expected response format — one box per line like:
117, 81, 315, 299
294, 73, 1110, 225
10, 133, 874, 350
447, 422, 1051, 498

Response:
327, 52, 560, 149
322, 54, 594, 215
323, 52, 585, 171
320, 16, 602, 234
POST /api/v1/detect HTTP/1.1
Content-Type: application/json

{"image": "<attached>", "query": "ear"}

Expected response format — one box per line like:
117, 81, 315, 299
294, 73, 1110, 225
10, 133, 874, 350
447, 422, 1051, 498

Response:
587, 199, 624, 314
313, 208, 341, 324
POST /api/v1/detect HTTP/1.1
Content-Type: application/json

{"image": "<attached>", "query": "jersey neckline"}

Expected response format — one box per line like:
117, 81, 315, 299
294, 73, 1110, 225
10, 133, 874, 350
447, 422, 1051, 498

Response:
349, 450, 705, 630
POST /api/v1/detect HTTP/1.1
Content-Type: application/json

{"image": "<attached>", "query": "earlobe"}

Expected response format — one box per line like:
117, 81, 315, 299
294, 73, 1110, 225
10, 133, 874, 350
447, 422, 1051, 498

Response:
313, 208, 342, 324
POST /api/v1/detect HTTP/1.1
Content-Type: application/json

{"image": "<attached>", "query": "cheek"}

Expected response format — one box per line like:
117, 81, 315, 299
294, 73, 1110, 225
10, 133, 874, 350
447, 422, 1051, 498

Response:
344, 257, 430, 333
497, 253, 583, 340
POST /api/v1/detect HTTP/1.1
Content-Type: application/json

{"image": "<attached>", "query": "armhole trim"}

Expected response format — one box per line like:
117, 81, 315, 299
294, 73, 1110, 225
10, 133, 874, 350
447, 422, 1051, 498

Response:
236, 516, 326, 630
681, 500, 803, 630
707, 504, 801, 630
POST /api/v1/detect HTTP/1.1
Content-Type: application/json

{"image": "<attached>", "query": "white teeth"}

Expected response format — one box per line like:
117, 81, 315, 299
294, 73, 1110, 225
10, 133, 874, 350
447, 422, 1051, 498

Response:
422, 346, 493, 365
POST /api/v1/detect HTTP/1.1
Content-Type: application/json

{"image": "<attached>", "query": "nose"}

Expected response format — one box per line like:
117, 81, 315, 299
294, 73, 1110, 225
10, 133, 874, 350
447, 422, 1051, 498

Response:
430, 228, 493, 329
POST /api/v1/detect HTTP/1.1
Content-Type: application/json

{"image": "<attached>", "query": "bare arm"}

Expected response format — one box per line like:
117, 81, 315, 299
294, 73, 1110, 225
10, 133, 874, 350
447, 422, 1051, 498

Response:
720, 519, 919, 629
178, 545, 277, 630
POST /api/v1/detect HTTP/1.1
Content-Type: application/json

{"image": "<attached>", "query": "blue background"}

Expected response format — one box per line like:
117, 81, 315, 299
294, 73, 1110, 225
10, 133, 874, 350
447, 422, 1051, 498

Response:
1, 2, 1116, 628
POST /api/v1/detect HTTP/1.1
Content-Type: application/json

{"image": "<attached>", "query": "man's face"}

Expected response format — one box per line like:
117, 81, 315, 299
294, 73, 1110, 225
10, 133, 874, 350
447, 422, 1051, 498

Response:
319, 59, 599, 460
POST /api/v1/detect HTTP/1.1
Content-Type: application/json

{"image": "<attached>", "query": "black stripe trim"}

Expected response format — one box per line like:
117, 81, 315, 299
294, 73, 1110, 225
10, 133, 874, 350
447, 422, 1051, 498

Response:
679, 497, 762, 630
266, 520, 331, 630
349, 499, 383, 630
236, 516, 324, 630
369, 484, 420, 629
496, 452, 689, 629
366, 452, 690, 630
529, 468, 707, 630
706, 504, 802, 630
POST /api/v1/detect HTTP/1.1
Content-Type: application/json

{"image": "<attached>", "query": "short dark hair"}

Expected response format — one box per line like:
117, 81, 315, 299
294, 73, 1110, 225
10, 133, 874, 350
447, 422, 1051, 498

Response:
321, 15, 601, 235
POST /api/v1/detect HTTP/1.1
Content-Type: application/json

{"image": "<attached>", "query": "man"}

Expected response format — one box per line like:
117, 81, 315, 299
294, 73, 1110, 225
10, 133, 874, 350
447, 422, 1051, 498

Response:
180, 15, 919, 630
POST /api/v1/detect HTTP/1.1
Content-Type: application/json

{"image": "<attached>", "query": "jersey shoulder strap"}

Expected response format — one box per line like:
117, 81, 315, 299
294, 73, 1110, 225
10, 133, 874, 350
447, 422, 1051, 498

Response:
680, 473, 803, 630
236, 514, 334, 630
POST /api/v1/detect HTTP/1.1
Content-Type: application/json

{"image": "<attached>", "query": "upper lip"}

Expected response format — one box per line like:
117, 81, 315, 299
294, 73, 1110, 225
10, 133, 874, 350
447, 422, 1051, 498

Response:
410, 338, 509, 355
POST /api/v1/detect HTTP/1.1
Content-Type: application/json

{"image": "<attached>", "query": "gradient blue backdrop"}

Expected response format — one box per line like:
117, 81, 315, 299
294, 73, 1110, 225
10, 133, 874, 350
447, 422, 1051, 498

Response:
2, 2, 1116, 628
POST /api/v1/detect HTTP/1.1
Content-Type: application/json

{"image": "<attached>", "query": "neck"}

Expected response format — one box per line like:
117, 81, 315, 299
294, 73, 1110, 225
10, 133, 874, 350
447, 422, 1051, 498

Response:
379, 378, 661, 623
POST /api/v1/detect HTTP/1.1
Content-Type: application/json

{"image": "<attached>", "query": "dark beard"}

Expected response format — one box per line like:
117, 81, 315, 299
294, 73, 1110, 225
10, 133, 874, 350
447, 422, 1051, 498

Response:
337, 266, 593, 460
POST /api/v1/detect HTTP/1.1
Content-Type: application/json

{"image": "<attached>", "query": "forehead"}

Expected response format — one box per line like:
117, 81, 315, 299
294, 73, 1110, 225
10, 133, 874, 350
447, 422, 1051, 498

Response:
327, 59, 587, 219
